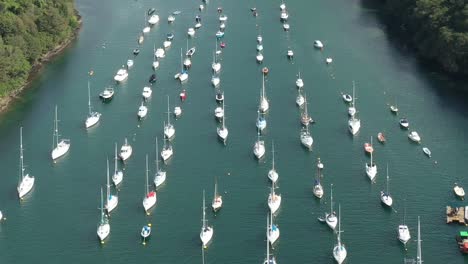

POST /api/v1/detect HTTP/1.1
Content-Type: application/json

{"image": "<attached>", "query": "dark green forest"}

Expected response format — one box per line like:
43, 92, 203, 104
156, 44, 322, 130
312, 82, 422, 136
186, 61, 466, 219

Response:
0, 0, 79, 97
379, 0, 468, 75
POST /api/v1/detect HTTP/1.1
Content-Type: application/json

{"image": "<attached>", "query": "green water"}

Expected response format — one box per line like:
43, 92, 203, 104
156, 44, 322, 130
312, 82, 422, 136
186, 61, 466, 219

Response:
0, 0, 467, 263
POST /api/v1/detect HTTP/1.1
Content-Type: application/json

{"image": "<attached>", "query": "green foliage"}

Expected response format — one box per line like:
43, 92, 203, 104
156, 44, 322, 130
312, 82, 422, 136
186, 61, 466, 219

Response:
381, 0, 468, 75
0, 0, 78, 97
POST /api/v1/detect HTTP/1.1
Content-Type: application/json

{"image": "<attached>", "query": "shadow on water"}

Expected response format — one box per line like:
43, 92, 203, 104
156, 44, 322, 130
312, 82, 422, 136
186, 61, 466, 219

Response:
359, 0, 468, 116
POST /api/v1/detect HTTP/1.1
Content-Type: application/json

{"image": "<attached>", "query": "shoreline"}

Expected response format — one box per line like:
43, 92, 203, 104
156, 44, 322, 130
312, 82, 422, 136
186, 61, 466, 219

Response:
0, 11, 83, 114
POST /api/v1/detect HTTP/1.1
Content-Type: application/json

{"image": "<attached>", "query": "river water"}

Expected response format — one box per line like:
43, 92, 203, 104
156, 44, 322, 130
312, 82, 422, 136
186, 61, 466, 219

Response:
0, 0, 467, 263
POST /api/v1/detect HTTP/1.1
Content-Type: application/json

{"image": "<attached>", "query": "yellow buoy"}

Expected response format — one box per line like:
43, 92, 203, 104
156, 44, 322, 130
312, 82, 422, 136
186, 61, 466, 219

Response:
148, 223, 152, 227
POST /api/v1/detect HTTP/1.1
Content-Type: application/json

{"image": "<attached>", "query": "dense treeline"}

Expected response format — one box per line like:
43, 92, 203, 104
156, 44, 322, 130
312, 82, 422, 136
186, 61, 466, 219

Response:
379, 0, 468, 75
0, 0, 79, 97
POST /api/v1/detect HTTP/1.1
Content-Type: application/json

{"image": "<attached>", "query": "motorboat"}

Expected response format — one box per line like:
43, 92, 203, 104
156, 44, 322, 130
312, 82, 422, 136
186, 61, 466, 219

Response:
211, 75, 220, 87
51, 106, 70, 160
219, 14, 228, 22
348, 105, 356, 116
283, 23, 290, 31
399, 118, 409, 128
296, 92, 305, 107
148, 14, 159, 25
163, 40, 172, 49
220, 23, 226, 30
174, 106, 182, 118
112, 143, 123, 186
280, 11, 288, 21
17, 127, 35, 199
199, 4, 204, 11
296, 72, 304, 88
377, 132, 386, 143
142, 26, 150, 33
216, 31, 225, 38
422, 147, 431, 157
408, 131, 421, 143
188, 28, 195, 37
215, 90, 224, 102
380, 165, 393, 207
454, 185, 465, 200
268, 182, 282, 214
317, 158, 324, 169
166, 33, 174, 40
200, 191, 214, 248
287, 49, 294, 58
154, 138, 166, 188
142, 86, 152, 100
195, 22, 202, 29
280, 1, 286, 10
300, 125, 313, 150
141, 224, 152, 245
179, 90, 187, 101
186, 47, 196, 57
348, 116, 361, 135
268, 143, 278, 182
342, 94, 352, 102
142, 155, 157, 214
119, 138, 132, 161
256, 52, 264, 63
97, 188, 110, 243
253, 133, 266, 159
398, 225, 411, 245
183, 57, 192, 69
137, 102, 148, 119
148, 73, 157, 84
155, 48, 165, 58
214, 106, 224, 120
127, 59, 134, 68
257, 35, 263, 43
99, 87, 114, 101
167, 15, 175, 23
326, 57, 333, 64
114, 68, 128, 82
314, 40, 324, 49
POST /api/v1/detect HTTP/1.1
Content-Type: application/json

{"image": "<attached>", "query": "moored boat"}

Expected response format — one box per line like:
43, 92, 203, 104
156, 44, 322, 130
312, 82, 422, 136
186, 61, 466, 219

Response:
377, 132, 386, 143
454, 184, 465, 200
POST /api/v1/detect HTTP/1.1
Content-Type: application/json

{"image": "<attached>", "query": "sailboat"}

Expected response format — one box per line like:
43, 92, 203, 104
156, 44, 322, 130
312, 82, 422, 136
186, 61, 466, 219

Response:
51, 105, 70, 160
348, 81, 357, 117
405, 217, 423, 264
119, 138, 132, 161
217, 100, 229, 144
104, 159, 118, 214
313, 158, 324, 198
253, 131, 266, 159
85, 81, 101, 128
164, 96, 175, 140
333, 205, 347, 264
212, 177, 223, 212
398, 203, 411, 246
142, 155, 157, 215
112, 143, 123, 186
200, 190, 214, 248
160, 134, 173, 162
153, 137, 166, 188
365, 140, 377, 182
296, 90, 305, 107
152, 44, 159, 70
380, 164, 393, 207
17, 127, 35, 199
348, 83, 361, 135
296, 72, 304, 88
259, 74, 269, 113
256, 110, 267, 132
177, 48, 189, 82
137, 101, 148, 119
267, 212, 280, 246
300, 123, 313, 150
320, 184, 337, 230
268, 181, 282, 214
183, 41, 192, 69
268, 142, 279, 183
301, 92, 313, 125
263, 217, 277, 264
212, 40, 221, 73
97, 187, 110, 243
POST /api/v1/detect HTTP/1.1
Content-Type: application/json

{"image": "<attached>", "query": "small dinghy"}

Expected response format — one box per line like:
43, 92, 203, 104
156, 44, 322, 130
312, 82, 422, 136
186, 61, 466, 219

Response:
287, 50, 294, 58
174, 106, 182, 118
166, 33, 174, 41
390, 105, 399, 114
454, 185, 465, 200
133, 48, 140, 55
422, 147, 431, 157
326, 57, 333, 64
364, 142, 373, 153
342, 94, 352, 103
149, 74, 157, 84
186, 47, 196, 57
377, 132, 386, 143
399, 118, 409, 129
179, 90, 187, 101
314, 40, 324, 49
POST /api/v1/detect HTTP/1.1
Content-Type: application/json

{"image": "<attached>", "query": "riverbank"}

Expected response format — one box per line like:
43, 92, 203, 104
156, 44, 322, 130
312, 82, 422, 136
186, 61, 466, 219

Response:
0, 11, 82, 114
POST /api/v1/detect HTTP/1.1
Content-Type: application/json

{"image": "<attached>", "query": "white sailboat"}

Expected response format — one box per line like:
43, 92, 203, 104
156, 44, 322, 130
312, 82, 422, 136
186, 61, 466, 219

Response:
51, 105, 70, 161
313, 158, 324, 199
253, 131, 266, 159
97, 187, 110, 243
259, 74, 269, 113
333, 205, 347, 264
300, 123, 313, 150
178, 48, 188, 82
380, 164, 393, 207
268, 181, 282, 214
322, 184, 337, 230
263, 217, 277, 264
267, 212, 280, 246
301, 93, 313, 126
416, 217, 423, 264
142, 155, 157, 215
348, 81, 357, 117
296, 91, 305, 107
152, 45, 159, 70
112, 143, 123, 186
268, 142, 279, 183
257, 110, 267, 132
17, 127, 35, 199
296, 72, 304, 88
200, 190, 214, 248
211, 74, 220, 87
164, 96, 175, 139
217, 100, 228, 144
137, 101, 148, 119
160, 135, 173, 162
365, 138, 377, 182
212, 177, 223, 212
119, 138, 132, 161
85, 81, 101, 128
105, 159, 118, 214
212, 41, 221, 73
153, 137, 166, 188
348, 83, 361, 135
398, 204, 411, 246
142, 86, 152, 100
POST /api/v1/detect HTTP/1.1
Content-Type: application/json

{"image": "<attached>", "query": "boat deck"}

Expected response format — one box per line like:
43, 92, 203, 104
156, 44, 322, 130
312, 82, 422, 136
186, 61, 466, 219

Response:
447, 206, 467, 225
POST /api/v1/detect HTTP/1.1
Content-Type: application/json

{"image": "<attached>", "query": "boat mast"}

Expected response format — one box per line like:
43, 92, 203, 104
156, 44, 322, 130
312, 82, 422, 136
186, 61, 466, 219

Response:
386, 164, 390, 195
166, 95, 171, 126
153, 44, 156, 62
417, 216, 422, 264
266, 214, 270, 261
214, 176, 218, 201
352, 81, 356, 109
330, 184, 334, 214
262, 74, 266, 100
222, 100, 226, 129
271, 141, 275, 171
180, 48, 183, 72
19, 127, 24, 182
88, 80, 92, 115
100, 187, 104, 224
53, 105, 59, 148
202, 190, 206, 229
106, 158, 110, 202
114, 143, 118, 174
370, 139, 374, 166
145, 155, 149, 195
337, 204, 342, 247
304, 92, 309, 119
155, 138, 160, 172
